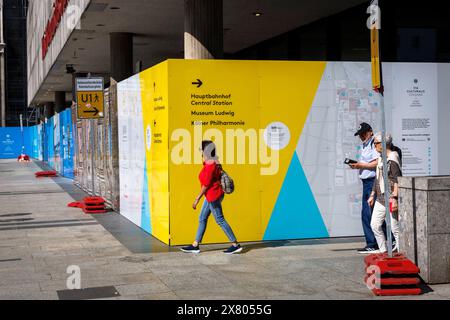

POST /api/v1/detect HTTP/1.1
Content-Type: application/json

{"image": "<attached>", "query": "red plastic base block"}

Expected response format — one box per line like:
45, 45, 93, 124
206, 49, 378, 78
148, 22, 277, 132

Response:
35, 171, 58, 178
84, 197, 105, 205
83, 208, 107, 214
18, 154, 31, 162
371, 288, 422, 296
83, 206, 105, 211
364, 275, 421, 286
364, 253, 420, 275
68, 202, 84, 208
365, 253, 422, 296
68, 197, 107, 214
83, 197, 106, 214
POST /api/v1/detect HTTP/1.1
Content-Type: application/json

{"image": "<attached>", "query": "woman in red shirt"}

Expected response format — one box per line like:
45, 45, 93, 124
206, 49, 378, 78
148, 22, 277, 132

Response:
181, 140, 242, 254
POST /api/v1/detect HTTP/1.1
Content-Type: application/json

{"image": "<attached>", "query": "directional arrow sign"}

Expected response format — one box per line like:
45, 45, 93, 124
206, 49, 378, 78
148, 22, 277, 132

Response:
192, 79, 203, 88
76, 77, 104, 119
84, 107, 100, 116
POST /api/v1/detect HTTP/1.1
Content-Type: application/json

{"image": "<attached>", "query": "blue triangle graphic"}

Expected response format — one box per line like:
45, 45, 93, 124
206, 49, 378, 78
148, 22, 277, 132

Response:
263, 153, 329, 240
140, 162, 152, 234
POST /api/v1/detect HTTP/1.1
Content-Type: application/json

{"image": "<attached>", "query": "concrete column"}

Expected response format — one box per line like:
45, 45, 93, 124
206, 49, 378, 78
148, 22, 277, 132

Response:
38, 105, 45, 124
184, 0, 223, 59
55, 91, 66, 113
399, 176, 450, 284
110, 33, 133, 82
44, 102, 55, 119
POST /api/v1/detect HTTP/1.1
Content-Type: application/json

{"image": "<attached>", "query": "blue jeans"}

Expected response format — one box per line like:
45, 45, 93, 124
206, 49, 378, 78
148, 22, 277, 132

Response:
195, 195, 237, 243
362, 178, 377, 248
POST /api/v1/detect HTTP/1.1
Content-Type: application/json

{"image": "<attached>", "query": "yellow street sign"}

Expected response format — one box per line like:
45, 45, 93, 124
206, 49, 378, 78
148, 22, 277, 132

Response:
76, 78, 105, 119
371, 27, 382, 90
77, 91, 104, 118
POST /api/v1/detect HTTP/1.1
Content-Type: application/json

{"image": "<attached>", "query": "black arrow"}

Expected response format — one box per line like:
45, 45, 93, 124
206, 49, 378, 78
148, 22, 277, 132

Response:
84, 107, 100, 116
192, 79, 203, 88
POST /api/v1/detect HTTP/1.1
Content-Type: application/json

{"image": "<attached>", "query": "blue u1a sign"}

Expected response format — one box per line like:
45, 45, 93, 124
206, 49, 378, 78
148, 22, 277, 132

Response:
0, 128, 22, 159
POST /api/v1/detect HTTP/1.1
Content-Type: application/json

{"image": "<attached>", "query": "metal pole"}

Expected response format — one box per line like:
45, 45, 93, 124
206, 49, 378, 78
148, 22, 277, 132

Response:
20, 113, 24, 153
88, 73, 96, 196
373, 0, 393, 257
92, 121, 95, 195
379, 91, 393, 258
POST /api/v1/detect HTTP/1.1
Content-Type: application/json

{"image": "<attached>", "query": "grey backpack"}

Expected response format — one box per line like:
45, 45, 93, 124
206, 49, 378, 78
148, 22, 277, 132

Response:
219, 167, 234, 194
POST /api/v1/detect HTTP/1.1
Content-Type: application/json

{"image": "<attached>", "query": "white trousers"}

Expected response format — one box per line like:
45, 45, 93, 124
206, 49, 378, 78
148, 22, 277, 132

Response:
370, 201, 399, 253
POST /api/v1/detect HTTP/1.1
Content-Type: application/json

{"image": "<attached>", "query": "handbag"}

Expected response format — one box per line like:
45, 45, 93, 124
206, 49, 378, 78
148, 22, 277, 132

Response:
218, 165, 234, 194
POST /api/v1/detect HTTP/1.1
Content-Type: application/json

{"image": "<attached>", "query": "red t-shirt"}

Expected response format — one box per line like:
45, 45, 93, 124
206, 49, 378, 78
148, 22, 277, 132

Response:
199, 161, 224, 202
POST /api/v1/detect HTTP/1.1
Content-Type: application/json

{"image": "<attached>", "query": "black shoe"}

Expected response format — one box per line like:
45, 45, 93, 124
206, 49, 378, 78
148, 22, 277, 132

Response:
223, 244, 243, 255
181, 245, 200, 254
357, 247, 380, 254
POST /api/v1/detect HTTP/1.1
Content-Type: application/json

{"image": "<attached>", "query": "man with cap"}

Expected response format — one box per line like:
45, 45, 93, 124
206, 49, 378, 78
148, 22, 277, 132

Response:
349, 123, 380, 254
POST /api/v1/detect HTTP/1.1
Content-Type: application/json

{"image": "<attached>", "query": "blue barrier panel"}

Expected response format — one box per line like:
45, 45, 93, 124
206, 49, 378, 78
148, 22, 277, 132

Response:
53, 114, 61, 173
9, 111, 75, 178
23, 127, 34, 157
25, 126, 33, 158
30, 125, 39, 159
42, 122, 48, 162
44, 118, 55, 168
29, 110, 75, 178
37, 124, 43, 161
60, 109, 74, 178
0, 127, 23, 159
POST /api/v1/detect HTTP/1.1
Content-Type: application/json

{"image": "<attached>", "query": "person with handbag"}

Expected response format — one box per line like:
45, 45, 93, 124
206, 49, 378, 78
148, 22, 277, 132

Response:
181, 140, 242, 255
368, 133, 402, 254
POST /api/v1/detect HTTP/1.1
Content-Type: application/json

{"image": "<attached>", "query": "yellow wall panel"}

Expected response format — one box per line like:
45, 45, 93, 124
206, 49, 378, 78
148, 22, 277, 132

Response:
258, 61, 326, 235
167, 60, 261, 246
140, 62, 170, 244
122, 59, 326, 246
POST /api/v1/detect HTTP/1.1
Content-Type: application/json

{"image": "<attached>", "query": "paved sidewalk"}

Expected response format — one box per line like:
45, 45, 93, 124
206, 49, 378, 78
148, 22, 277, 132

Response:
1, 159, 449, 300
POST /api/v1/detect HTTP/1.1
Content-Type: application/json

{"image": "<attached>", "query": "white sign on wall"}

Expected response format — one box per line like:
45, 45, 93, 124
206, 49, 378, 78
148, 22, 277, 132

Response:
391, 63, 439, 176
117, 75, 145, 228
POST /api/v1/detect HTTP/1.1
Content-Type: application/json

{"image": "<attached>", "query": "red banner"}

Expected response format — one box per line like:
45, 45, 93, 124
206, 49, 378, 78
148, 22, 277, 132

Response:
42, 0, 70, 60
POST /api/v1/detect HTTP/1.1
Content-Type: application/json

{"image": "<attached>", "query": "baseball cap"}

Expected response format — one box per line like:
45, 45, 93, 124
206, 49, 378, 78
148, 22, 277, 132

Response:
354, 122, 373, 136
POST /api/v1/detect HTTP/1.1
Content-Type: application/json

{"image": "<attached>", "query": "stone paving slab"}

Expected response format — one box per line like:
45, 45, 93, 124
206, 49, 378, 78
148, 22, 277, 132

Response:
137, 292, 180, 300
116, 281, 173, 296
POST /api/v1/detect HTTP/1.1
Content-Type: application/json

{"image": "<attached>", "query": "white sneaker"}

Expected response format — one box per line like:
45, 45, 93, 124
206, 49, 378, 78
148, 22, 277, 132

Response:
392, 241, 399, 252
358, 247, 380, 254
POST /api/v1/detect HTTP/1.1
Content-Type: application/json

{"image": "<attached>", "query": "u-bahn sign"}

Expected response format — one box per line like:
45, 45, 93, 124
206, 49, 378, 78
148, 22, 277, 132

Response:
76, 78, 105, 119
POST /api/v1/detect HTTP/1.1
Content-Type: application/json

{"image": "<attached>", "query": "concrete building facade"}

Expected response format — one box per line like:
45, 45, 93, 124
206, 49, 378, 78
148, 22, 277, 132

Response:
27, 0, 90, 109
